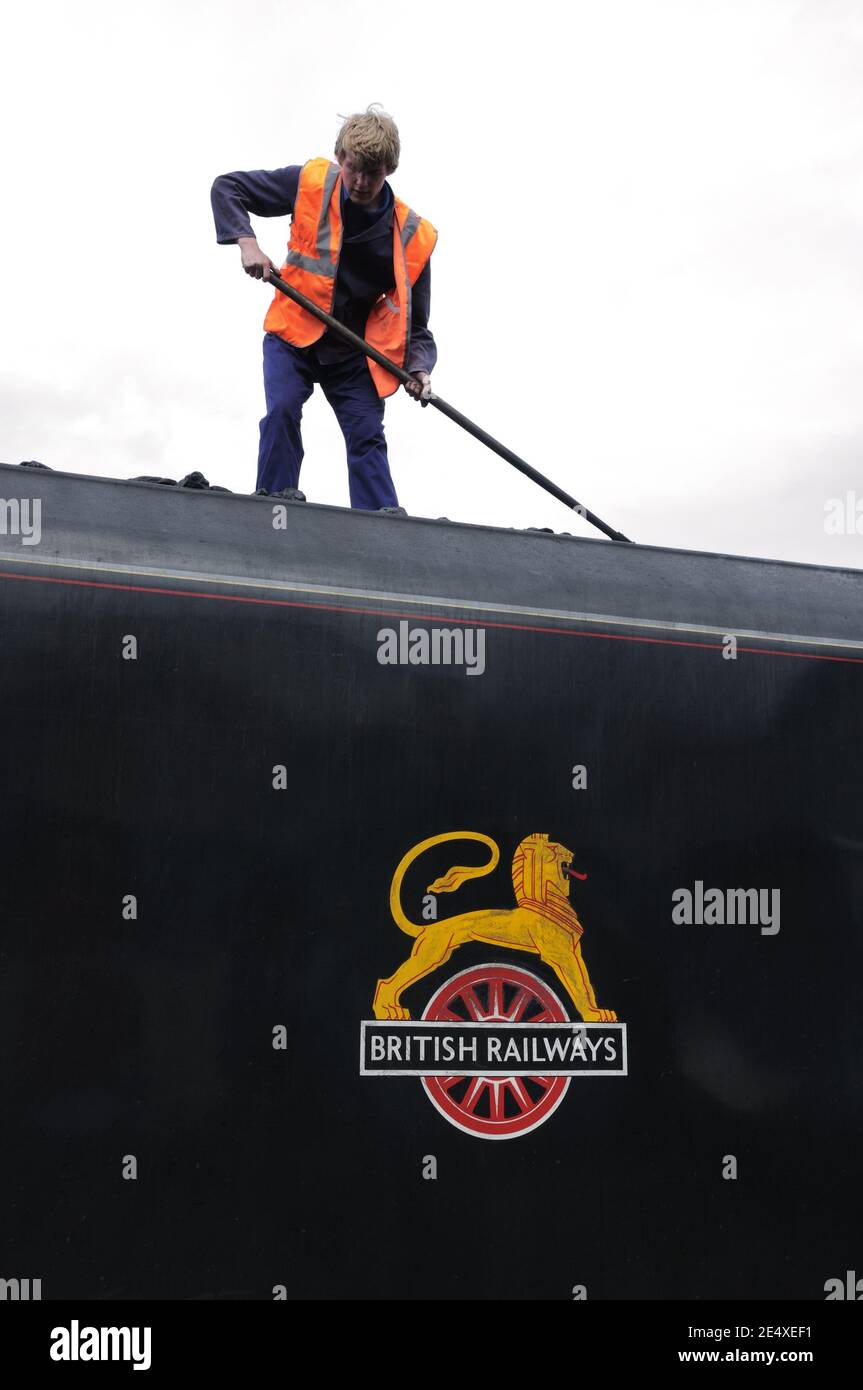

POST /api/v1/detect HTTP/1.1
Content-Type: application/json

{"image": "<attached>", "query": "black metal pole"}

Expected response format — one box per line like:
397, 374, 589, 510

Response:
263, 269, 632, 543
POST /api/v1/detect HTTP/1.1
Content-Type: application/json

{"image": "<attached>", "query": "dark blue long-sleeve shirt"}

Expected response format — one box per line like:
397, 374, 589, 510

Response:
211, 164, 437, 375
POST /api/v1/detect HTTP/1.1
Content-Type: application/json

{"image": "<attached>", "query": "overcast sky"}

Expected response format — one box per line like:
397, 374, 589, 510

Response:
2, 0, 862, 567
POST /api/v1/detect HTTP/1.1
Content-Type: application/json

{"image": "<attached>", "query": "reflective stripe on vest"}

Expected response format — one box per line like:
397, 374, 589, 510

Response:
263, 157, 438, 399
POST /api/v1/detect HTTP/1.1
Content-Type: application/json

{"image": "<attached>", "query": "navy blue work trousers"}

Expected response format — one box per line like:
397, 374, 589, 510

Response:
257, 332, 399, 510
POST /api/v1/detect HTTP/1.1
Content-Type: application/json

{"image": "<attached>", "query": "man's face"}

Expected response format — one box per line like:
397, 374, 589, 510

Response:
339, 154, 388, 206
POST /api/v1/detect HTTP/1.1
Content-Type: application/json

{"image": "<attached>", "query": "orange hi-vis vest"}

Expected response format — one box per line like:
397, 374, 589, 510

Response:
263, 157, 438, 399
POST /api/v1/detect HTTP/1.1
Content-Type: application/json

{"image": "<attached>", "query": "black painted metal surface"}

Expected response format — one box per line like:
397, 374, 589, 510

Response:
0, 464, 861, 1300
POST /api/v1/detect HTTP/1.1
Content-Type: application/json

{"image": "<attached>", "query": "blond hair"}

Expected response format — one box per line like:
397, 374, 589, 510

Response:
334, 103, 400, 174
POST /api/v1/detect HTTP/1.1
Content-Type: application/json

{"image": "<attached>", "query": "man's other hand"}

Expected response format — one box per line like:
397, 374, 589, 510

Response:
238, 237, 276, 280
404, 372, 432, 406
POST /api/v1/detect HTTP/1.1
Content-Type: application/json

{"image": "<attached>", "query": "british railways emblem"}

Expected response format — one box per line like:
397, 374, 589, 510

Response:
360, 831, 627, 1140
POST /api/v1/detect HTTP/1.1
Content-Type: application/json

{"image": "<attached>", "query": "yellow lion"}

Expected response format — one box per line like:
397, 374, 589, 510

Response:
373, 831, 617, 1022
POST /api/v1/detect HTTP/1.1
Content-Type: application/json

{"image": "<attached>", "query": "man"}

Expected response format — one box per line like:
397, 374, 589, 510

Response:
211, 105, 438, 511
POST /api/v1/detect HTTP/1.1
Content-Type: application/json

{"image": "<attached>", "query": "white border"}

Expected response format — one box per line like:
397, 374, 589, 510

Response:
359, 1018, 628, 1077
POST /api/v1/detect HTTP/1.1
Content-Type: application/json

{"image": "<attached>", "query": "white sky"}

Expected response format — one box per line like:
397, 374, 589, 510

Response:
2, 0, 862, 566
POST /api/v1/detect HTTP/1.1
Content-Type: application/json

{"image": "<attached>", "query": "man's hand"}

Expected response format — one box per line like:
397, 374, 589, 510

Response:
404, 371, 432, 406
238, 236, 276, 280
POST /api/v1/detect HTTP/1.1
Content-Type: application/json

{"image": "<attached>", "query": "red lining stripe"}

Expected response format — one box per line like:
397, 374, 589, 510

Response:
0, 567, 860, 664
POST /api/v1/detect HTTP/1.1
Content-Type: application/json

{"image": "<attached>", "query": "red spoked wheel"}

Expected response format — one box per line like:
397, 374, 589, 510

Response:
421, 962, 571, 1140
